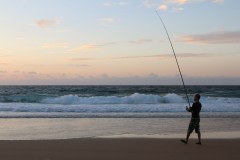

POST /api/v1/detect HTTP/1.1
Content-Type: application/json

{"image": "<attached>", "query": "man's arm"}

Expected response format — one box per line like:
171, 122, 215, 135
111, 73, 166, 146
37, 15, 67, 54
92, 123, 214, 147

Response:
186, 105, 193, 112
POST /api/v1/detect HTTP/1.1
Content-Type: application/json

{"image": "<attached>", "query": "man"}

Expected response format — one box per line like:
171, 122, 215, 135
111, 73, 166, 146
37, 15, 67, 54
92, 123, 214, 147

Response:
181, 94, 202, 145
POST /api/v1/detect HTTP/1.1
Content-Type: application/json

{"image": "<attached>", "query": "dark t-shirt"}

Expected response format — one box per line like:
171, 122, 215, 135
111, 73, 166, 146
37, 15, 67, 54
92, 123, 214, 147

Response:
188, 102, 202, 118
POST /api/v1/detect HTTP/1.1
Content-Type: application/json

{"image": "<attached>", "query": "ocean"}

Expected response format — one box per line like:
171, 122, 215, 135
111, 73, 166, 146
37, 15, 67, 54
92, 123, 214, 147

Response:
0, 85, 240, 140
0, 85, 239, 118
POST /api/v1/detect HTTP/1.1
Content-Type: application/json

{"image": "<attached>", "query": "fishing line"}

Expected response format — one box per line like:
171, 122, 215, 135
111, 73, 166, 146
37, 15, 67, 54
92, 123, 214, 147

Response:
155, 10, 191, 107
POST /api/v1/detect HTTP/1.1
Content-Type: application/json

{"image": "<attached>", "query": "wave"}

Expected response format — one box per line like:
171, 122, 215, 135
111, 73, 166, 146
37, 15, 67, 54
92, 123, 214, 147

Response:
0, 93, 239, 118
40, 93, 185, 105
0, 100, 239, 113
0, 103, 184, 113
1, 93, 240, 105
40, 93, 240, 105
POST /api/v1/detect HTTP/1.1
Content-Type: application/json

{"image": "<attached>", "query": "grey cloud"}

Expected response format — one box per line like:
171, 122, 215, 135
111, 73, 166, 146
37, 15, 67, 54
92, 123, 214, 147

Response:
114, 53, 217, 60
97, 17, 115, 25
103, 2, 129, 7
129, 39, 153, 44
1, 72, 239, 85
73, 64, 90, 67
68, 53, 217, 62
28, 71, 37, 75
180, 31, 240, 44
69, 58, 95, 61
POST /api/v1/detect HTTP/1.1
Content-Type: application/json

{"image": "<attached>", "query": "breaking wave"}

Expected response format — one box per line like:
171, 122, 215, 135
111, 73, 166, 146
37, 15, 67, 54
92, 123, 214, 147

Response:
0, 93, 240, 118
40, 93, 184, 105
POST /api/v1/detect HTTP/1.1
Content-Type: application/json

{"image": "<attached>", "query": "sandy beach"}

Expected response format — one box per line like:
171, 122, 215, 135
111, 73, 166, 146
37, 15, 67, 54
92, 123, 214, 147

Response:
0, 138, 239, 160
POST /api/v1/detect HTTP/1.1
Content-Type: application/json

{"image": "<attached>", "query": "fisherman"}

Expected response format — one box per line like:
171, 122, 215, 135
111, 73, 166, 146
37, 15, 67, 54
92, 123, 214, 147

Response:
155, 11, 202, 144
181, 94, 202, 145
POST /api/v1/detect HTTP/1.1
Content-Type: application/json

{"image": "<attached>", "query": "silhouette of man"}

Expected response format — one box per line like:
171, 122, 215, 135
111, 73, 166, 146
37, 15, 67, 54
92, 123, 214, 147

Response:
181, 94, 202, 145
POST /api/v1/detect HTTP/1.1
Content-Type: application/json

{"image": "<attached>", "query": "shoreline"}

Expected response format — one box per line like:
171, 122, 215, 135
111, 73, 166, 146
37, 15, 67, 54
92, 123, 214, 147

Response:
1, 131, 240, 140
97, 131, 240, 139
0, 138, 239, 160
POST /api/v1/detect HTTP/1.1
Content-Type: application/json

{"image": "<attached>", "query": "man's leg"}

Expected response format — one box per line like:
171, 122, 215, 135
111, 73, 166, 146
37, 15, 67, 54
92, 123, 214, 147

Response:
195, 120, 201, 145
197, 131, 201, 144
181, 119, 194, 144
186, 130, 191, 142
181, 130, 192, 144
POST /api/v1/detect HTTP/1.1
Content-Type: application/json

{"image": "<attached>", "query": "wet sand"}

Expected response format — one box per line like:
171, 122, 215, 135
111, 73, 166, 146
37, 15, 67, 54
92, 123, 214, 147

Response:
0, 138, 239, 160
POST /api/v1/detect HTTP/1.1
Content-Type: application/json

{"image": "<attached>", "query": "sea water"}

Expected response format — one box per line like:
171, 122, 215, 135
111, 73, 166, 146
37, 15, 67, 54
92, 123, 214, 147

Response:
0, 85, 239, 140
0, 85, 240, 118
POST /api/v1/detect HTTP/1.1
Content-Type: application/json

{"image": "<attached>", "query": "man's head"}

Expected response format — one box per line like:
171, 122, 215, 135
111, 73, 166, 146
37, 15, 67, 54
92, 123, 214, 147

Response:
194, 94, 201, 102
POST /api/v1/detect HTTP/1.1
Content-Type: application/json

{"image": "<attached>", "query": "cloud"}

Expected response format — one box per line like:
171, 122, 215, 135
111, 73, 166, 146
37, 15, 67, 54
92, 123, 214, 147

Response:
212, 0, 224, 4
74, 64, 89, 67
68, 53, 216, 62
70, 44, 99, 53
79, 44, 99, 50
0, 63, 9, 66
97, 17, 115, 25
48, 29, 72, 33
103, 1, 128, 7
179, 31, 240, 44
1, 69, 239, 85
64, 64, 90, 67
0, 63, 8, 65
1, 73, 240, 85
142, 0, 159, 8
100, 74, 109, 78
103, 2, 112, 7
0, 54, 12, 57
165, 0, 189, 5
114, 53, 215, 60
36, 19, 59, 28
172, 7, 184, 12
42, 42, 69, 49
144, 0, 224, 11
143, 0, 188, 9
116, 2, 129, 6
129, 39, 154, 44
69, 42, 116, 53
159, 4, 168, 10
28, 71, 37, 75
69, 58, 95, 61
143, 0, 187, 13
166, 0, 224, 5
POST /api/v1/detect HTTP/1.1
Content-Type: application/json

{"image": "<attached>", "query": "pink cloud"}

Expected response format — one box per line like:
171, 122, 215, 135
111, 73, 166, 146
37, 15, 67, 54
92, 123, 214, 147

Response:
36, 19, 59, 28
159, 4, 168, 10
42, 42, 69, 49
165, 0, 189, 5
179, 31, 240, 44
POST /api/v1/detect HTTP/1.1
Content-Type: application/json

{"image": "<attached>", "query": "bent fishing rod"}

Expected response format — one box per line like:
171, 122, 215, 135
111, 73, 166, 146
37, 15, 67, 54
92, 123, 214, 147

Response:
155, 10, 191, 107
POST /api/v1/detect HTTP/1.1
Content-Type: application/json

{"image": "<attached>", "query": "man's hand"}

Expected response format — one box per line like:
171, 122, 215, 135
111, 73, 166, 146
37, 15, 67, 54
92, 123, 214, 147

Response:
186, 106, 189, 111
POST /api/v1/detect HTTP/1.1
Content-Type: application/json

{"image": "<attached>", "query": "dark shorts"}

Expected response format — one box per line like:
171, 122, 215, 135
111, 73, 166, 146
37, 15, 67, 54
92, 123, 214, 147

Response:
188, 118, 200, 133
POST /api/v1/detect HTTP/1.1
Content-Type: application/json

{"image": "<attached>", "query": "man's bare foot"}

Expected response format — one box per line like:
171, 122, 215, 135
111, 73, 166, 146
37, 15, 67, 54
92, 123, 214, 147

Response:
180, 139, 188, 144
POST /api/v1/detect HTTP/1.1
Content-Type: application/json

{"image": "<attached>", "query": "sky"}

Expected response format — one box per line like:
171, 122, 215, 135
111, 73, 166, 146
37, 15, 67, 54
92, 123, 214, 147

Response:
0, 0, 239, 85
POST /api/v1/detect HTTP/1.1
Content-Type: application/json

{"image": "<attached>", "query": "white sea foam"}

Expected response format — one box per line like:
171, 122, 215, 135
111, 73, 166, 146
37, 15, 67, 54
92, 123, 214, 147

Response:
0, 93, 239, 118
40, 93, 185, 105
0, 99, 239, 113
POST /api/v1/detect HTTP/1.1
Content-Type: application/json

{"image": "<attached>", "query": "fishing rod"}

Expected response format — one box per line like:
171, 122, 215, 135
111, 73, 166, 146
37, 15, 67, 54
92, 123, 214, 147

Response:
155, 10, 191, 107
